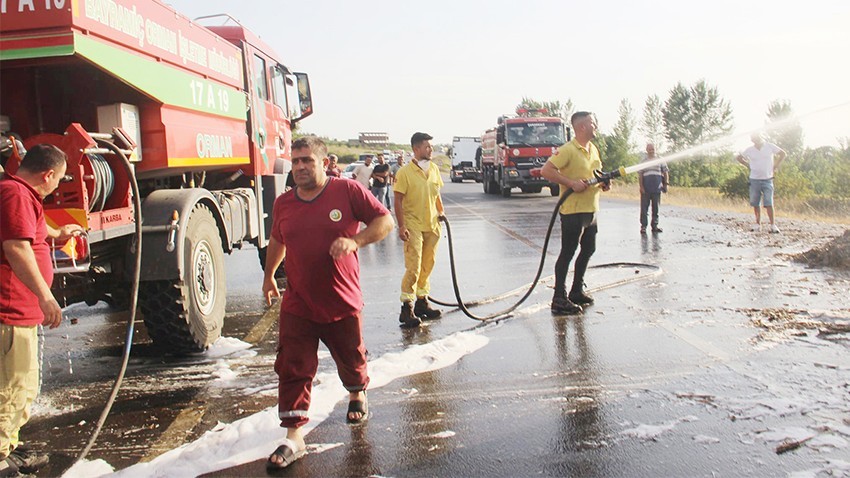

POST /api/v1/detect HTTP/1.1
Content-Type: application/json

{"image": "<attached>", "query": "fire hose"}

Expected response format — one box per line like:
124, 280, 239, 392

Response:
73, 138, 143, 464
429, 167, 662, 322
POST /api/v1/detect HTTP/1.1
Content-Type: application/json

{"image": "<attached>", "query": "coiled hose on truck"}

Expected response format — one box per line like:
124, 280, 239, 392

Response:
73, 138, 143, 464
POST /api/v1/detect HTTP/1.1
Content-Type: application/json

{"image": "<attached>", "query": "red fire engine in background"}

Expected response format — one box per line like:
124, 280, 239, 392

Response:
480, 110, 570, 197
0, 0, 313, 353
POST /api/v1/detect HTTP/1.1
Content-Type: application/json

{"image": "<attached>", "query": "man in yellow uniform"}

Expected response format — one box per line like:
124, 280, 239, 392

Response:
393, 132, 444, 328
541, 112, 609, 315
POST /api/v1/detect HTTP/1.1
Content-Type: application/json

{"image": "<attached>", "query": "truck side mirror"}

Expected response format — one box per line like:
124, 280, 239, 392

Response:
292, 72, 313, 123
496, 127, 505, 145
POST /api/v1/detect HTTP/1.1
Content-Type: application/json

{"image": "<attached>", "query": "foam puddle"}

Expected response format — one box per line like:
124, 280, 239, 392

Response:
63, 331, 489, 478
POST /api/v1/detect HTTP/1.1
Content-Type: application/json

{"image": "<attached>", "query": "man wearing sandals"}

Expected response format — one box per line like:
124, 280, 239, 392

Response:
262, 136, 393, 470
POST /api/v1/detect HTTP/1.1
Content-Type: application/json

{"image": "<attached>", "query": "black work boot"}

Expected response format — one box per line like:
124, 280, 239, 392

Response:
568, 289, 594, 306
414, 297, 442, 320
551, 295, 583, 315
10, 444, 49, 474
399, 302, 422, 328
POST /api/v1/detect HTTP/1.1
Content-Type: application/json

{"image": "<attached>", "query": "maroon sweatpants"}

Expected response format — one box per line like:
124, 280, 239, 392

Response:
275, 312, 369, 429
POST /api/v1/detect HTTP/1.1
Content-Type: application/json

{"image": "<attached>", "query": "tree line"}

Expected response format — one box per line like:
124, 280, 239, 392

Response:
519, 83, 850, 200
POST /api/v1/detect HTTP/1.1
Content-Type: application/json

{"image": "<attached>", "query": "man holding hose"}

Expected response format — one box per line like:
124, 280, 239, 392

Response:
541, 112, 610, 315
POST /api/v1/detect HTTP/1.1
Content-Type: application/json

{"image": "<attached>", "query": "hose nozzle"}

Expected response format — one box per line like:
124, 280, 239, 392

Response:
586, 167, 625, 186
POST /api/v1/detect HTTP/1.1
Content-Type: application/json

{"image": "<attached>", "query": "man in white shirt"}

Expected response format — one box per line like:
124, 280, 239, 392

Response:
736, 133, 787, 233
352, 155, 374, 190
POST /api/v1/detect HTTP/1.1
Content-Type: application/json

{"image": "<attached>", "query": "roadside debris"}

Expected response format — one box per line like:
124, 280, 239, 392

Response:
794, 229, 850, 270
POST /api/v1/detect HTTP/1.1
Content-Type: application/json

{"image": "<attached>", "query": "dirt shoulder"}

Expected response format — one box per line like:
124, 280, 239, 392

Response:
616, 196, 850, 270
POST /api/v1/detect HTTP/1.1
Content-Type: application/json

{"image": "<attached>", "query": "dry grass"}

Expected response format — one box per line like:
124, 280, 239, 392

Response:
606, 183, 850, 225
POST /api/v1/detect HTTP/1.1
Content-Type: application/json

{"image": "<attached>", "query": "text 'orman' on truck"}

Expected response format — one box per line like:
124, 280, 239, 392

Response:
480, 110, 570, 197
0, 0, 313, 354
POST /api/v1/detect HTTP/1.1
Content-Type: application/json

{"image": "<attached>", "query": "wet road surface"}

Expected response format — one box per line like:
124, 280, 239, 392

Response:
27, 179, 850, 477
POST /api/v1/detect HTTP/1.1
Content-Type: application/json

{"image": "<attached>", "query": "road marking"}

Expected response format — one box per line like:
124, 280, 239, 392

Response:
242, 302, 280, 345
442, 196, 550, 253
139, 406, 205, 462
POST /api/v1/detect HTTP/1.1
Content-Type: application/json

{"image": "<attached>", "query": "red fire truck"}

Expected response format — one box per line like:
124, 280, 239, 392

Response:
0, 0, 313, 353
480, 112, 569, 197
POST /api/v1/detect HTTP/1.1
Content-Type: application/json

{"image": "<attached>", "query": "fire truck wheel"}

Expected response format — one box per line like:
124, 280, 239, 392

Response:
550, 184, 560, 196
140, 205, 226, 354
485, 177, 499, 195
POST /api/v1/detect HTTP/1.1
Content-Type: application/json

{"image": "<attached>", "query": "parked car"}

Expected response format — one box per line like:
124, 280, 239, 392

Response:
342, 161, 364, 179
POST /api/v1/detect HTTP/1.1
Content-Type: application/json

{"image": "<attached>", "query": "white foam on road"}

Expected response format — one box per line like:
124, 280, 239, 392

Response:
203, 336, 254, 358
63, 331, 488, 478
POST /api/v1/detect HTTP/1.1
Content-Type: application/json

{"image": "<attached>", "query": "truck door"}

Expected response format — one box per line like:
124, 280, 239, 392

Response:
247, 51, 287, 176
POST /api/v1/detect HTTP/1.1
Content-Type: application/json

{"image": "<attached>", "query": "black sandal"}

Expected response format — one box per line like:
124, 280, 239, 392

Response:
266, 439, 306, 471
346, 392, 369, 424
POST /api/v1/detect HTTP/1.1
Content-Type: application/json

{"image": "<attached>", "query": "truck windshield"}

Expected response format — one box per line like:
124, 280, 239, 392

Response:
506, 122, 565, 146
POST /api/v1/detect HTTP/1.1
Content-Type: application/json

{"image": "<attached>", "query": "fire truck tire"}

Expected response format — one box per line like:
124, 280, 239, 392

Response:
550, 184, 560, 196
501, 186, 512, 198
140, 205, 226, 354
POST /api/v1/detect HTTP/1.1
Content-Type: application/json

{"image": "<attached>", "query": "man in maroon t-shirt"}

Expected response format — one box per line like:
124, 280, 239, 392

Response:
1, 144, 82, 476
262, 136, 393, 470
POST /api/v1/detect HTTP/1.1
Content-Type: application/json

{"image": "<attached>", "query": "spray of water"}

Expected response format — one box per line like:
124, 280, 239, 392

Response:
622, 100, 850, 177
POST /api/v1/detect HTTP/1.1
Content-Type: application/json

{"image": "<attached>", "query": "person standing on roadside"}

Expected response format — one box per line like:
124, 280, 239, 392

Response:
388, 153, 406, 211
326, 154, 342, 178
393, 132, 445, 328
371, 153, 391, 209
262, 136, 393, 470
541, 112, 610, 315
736, 132, 786, 233
1, 144, 82, 477
352, 155, 374, 190
638, 143, 669, 234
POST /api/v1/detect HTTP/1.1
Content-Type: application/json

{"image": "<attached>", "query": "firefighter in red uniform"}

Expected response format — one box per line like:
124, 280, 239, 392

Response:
262, 136, 393, 470
1, 144, 82, 477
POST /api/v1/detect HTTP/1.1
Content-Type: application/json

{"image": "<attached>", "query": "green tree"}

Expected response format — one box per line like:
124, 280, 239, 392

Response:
600, 99, 639, 182
661, 82, 692, 151
662, 79, 734, 151
612, 98, 636, 152
640, 94, 665, 152
516, 97, 574, 123
765, 100, 804, 158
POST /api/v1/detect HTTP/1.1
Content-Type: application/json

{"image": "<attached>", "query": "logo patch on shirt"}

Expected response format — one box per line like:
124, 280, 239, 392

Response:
329, 209, 342, 222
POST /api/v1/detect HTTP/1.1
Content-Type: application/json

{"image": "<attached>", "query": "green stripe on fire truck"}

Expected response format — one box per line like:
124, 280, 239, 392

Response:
74, 34, 246, 121
0, 44, 75, 60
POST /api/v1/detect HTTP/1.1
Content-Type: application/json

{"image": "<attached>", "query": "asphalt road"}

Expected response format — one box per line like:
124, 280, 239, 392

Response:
27, 179, 850, 477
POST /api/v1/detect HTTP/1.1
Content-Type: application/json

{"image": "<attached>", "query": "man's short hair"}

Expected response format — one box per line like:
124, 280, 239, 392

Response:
292, 136, 328, 158
19, 144, 67, 173
570, 111, 593, 127
328, 153, 338, 161
410, 132, 433, 148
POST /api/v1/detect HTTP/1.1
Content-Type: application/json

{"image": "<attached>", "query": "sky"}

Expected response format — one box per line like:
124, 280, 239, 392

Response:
164, 0, 850, 150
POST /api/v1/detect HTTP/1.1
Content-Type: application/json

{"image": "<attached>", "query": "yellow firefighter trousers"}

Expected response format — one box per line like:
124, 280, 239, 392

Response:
400, 228, 441, 303
0, 324, 39, 459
